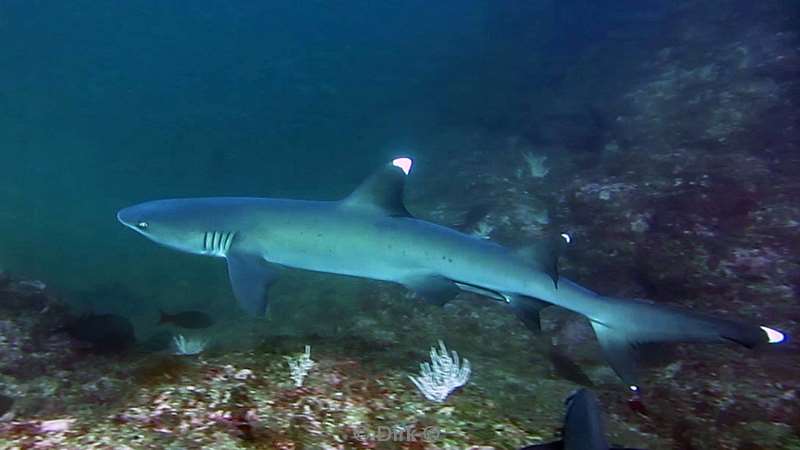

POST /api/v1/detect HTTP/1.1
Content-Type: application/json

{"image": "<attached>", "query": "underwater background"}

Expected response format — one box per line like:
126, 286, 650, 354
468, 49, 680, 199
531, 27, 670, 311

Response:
1, 0, 799, 448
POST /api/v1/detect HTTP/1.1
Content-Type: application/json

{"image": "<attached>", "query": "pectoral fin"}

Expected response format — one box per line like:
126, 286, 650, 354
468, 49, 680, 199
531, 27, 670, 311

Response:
402, 275, 460, 306
226, 253, 281, 317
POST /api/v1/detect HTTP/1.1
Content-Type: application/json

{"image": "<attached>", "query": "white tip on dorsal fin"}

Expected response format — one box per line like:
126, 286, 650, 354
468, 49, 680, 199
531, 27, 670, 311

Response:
340, 157, 413, 217
392, 157, 413, 175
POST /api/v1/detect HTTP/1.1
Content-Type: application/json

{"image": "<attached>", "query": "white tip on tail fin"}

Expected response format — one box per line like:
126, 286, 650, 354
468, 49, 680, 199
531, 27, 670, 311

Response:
760, 326, 785, 344
392, 157, 413, 175
583, 296, 779, 388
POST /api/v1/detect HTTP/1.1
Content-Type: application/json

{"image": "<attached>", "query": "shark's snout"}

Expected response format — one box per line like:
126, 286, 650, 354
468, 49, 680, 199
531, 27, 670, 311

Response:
116, 206, 138, 228
116, 209, 128, 226
116, 205, 152, 235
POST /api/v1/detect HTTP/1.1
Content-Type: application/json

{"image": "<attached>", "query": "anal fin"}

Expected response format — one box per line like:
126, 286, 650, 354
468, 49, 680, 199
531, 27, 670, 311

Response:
226, 253, 281, 317
403, 275, 460, 307
590, 321, 641, 389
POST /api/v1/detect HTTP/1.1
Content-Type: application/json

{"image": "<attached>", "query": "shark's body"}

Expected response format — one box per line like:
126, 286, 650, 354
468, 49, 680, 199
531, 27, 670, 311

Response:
118, 158, 784, 387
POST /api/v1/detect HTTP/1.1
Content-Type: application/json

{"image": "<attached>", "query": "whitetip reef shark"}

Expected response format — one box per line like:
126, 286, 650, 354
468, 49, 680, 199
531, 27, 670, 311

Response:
117, 157, 786, 389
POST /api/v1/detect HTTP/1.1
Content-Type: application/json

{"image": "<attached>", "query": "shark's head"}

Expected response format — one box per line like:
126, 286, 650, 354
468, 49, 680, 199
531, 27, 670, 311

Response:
117, 199, 213, 255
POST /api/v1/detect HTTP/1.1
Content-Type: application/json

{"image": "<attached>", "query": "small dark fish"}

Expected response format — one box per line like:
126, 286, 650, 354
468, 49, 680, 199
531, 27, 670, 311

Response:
63, 313, 136, 353
158, 310, 214, 329
0, 393, 14, 417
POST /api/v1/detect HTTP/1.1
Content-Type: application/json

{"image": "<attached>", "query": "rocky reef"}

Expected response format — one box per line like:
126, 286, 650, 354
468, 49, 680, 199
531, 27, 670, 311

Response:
0, 271, 595, 449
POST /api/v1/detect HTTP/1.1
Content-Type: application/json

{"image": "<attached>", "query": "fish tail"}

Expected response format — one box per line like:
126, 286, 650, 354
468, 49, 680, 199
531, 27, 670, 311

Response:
158, 309, 169, 325
529, 278, 785, 389
586, 295, 782, 389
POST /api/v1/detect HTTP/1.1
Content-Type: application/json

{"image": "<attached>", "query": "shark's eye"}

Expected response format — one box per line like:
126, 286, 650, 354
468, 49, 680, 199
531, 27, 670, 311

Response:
136, 221, 149, 230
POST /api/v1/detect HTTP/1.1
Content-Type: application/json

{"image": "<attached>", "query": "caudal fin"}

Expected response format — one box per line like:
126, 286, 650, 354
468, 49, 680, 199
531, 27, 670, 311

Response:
589, 297, 784, 389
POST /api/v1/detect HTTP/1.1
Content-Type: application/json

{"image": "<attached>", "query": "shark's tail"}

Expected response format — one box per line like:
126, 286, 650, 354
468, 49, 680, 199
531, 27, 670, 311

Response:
584, 295, 783, 389
511, 281, 785, 389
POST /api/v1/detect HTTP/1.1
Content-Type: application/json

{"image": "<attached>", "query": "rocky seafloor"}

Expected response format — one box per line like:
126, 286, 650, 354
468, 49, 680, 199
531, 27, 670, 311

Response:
0, 271, 649, 450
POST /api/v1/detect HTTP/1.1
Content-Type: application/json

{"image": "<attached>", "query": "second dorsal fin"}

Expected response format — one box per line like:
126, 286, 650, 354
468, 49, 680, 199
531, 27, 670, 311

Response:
514, 233, 571, 288
340, 158, 413, 217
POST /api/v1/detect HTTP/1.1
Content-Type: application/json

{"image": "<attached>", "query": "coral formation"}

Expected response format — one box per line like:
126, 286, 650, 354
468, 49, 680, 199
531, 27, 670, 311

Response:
408, 340, 471, 403
173, 334, 210, 356
286, 345, 315, 387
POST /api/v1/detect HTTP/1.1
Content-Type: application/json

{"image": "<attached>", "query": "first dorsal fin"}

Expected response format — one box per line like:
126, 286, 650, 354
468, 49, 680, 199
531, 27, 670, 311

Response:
340, 157, 413, 217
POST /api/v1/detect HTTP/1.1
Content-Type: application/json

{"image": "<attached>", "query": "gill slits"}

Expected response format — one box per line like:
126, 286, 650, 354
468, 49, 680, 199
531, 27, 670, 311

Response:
202, 231, 236, 257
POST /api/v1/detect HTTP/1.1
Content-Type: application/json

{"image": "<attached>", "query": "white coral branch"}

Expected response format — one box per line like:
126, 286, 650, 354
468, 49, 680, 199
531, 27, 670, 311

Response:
172, 334, 209, 355
408, 340, 471, 403
287, 345, 315, 387
522, 152, 549, 178
471, 220, 495, 239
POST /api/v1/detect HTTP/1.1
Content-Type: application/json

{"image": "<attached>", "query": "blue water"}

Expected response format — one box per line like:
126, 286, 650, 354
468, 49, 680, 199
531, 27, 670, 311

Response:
0, 1, 797, 448
0, 1, 490, 300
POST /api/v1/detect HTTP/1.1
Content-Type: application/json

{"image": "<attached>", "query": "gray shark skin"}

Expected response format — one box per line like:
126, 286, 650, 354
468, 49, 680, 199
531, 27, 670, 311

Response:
520, 389, 642, 450
117, 158, 785, 388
